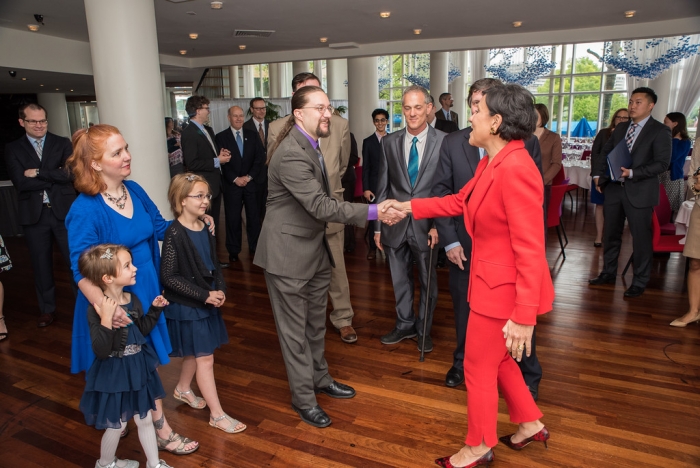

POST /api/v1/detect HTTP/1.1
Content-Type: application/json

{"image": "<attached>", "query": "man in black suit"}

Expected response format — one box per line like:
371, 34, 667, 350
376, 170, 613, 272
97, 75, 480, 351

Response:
431, 78, 544, 398
361, 108, 388, 260
181, 95, 232, 267
589, 87, 672, 298
435, 92, 459, 129
215, 105, 265, 262
429, 95, 459, 134
5, 103, 76, 327
243, 97, 270, 221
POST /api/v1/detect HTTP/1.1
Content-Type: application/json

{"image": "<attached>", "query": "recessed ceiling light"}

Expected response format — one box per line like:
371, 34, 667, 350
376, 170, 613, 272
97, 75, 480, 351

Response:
179, 50, 187, 55
624, 10, 636, 18
39, 84, 44, 87
211, 1, 223, 8
239, 45, 246, 50
319, 37, 328, 43
186, 11, 196, 15
512, 21, 523, 28
27, 24, 40, 32
55, 88, 60, 91
70, 89, 74, 92
21, 77, 27, 81
189, 33, 198, 40
380, 12, 390, 18
413, 29, 422, 35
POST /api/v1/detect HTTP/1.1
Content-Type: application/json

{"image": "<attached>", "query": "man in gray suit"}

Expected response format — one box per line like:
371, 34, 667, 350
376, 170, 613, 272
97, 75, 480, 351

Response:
375, 85, 446, 354
254, 86, 404, 428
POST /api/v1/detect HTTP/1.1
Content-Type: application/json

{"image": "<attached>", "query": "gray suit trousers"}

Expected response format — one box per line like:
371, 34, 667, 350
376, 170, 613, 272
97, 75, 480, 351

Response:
264, 266, 335, 409
384, 222, 438, 336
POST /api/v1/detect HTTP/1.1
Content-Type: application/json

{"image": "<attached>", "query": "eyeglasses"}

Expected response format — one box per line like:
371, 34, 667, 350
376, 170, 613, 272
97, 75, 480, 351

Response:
23, 119, 48, 125
186, 194, 213, 200
374, 118, 388, 123
303, 105, 334, 115
615, 116, 630, 121
252, 106, 266, 111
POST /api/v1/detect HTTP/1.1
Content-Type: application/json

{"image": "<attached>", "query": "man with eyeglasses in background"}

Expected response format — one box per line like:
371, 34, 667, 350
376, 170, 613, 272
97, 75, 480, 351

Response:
5, 103, 77, 327
243, 97, 270, 221
181, 95, 232, 267
362, 108, 389, 260
268, 73, 359, 345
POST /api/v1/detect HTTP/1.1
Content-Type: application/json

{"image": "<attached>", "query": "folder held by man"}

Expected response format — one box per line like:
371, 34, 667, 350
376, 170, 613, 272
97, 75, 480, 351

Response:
606, 140, 632, 181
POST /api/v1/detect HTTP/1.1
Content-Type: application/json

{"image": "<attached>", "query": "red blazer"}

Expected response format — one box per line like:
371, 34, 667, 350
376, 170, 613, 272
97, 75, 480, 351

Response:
412, 140, 554, 325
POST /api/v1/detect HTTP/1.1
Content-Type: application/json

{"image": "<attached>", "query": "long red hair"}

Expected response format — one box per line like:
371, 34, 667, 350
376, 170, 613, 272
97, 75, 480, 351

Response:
67, 124, 121, 196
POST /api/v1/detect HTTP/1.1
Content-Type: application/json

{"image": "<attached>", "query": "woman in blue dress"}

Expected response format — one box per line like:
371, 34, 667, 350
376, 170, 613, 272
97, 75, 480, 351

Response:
660, 112, 692, 213
66, 124, 211, 455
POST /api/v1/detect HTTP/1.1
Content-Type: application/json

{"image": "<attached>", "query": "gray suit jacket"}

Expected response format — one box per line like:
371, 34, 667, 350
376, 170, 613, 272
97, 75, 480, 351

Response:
253, 126, 368, 280
375, 125, 446, 251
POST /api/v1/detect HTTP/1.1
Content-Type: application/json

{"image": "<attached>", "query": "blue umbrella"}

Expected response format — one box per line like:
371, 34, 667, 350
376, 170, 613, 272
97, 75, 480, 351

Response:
571, 117, 594, 138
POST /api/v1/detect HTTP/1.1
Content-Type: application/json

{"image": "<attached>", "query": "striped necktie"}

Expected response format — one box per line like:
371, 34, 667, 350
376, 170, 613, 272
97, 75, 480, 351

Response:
258, 123, 266, 148
625, 123, 638, 151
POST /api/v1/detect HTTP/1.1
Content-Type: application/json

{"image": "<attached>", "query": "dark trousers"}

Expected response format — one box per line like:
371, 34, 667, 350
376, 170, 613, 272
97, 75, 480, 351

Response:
384, 223, 438, 337
264, 265, 334, 409
23, 205, 75, 315
223, 183, 260, 255
602, 183, 653, 287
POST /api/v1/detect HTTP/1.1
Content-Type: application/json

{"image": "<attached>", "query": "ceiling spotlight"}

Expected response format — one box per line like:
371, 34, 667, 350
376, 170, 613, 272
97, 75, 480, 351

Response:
189, 33, 198, 40
211, 1, 223, 8
27, 24, 40, 32
34, 14, 44, 25
70, 89, 74, 92
179, 50, 187, 55
239, 45, 246, 50
380, 12, 390, 18
55, 88, 59, 91
413, 29, 422, 35
512, 21, 523, 28
624, 10, 636, 18
39, 84, 44, 87
21, 77, 27, 81
319, 37, 328, 43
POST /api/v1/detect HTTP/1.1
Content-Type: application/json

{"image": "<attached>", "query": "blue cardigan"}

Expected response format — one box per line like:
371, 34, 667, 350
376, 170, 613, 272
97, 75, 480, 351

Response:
66, 180, 172, 374
670, 139, 692, 181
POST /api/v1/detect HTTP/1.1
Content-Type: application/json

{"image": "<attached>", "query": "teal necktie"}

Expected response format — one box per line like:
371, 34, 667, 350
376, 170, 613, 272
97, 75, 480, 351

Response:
408, 136, 419, 187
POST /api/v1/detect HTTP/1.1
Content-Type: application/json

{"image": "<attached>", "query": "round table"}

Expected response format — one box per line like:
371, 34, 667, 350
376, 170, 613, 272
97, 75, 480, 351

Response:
675, 199, 695, 243
562, 161, 592, 189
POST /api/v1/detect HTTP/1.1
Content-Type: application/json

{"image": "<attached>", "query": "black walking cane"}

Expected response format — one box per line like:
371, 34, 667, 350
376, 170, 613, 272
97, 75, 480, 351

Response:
420, 234, 435, 362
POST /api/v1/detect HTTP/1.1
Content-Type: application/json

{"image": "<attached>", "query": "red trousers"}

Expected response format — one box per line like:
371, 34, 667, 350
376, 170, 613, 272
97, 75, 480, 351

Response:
464, 311, 543, 447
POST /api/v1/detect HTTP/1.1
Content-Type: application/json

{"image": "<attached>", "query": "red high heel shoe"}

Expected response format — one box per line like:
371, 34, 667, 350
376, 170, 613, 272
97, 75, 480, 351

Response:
435, 449, 494, 468
499, 426, 550, 450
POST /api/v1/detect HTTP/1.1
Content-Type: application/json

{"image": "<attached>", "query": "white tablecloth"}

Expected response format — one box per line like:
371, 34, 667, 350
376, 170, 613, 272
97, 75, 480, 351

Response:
562, 161, 591, 189
675, 199, 694, 243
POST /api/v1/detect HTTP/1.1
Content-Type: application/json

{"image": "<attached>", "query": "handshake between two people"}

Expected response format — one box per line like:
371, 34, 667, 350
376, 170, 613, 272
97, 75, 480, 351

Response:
373, 200, 438, 252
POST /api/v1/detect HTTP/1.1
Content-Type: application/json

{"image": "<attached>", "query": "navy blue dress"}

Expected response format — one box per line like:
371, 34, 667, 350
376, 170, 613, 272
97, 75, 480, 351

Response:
80, 299, 165, 430
166, 226, 229, 358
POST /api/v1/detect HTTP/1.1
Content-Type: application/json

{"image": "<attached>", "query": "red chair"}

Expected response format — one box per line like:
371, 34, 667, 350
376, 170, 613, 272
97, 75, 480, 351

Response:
354, 166, 364, 198
655, 184, 676, 235
547, 184, 568, 259
552, 166, 578, 210
622, 211, 685, 276
581, 150, 592, 160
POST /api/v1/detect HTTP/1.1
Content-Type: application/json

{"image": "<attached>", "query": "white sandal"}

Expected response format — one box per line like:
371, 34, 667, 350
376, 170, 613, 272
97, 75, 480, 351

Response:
95, 458, 139, 468
209, 413, 247, 434
173, 388, 207, 409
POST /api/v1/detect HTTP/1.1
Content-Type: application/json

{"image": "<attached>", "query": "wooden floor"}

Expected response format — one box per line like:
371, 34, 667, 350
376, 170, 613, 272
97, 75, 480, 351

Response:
1, 195, 699, 468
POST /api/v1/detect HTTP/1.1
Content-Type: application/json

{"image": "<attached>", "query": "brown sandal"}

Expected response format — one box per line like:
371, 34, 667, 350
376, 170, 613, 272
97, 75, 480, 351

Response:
156, 430, 199, 455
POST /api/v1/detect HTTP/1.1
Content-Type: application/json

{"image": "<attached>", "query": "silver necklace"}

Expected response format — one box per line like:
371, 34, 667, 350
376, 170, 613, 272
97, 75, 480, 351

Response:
103, 183, 128, 209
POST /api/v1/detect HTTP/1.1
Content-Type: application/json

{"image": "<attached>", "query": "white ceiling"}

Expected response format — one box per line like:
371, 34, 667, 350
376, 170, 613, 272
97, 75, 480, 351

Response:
0, 0, 699, 95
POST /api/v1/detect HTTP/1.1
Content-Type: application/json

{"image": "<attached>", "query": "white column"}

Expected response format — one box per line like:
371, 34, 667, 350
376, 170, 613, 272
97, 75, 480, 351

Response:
169, 91, 178, 120
429, 52, 449, 96
228, 65, 240, 98
281, 62, 293, 97
269, 62, 282, 98
348, 56, 378, 161
242, 65, 255, 98
327, 59, 348, 100
37, 93, 71, 138
451, 51, 468, 128
84, 0, 170, 213
648, 71, 672, 121
470, 49, 489, 83
313, 60, 323, 86
293, 60, 310, 76
161, 72, 170, 120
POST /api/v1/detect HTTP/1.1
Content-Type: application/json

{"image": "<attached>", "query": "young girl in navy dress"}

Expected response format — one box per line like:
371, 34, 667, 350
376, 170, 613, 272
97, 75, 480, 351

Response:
78, 244, 173, 468
161, 174, 246, 434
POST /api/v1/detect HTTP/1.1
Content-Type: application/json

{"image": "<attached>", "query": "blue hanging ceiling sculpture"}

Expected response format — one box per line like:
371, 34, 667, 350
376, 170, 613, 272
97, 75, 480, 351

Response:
402, 54, 462, 90
485, 47, 557, 86
597, 36, 700, 79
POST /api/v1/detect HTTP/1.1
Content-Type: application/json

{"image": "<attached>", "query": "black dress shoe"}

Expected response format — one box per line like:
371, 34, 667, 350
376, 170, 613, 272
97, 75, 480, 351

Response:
380, 327, 417, 344
588, 273, 616, 285
291, 404, 331, 428
315, 380, 356, 399
624, 285, 645, 297
417, 335, 433, 353
37, 313, 54, 328
445, 366, 465, 387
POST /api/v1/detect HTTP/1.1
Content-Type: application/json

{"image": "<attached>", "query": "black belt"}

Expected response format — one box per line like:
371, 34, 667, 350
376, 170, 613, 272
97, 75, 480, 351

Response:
610, 181, 625, 186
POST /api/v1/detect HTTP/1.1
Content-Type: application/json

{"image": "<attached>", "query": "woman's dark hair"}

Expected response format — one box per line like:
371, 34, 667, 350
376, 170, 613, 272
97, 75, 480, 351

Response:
266, 85, 326, 164
165, 117, 173, 132
482, 84, 537, 141
608, 108, 629, 130
666, 112, 689, 140
534, 103, 549, 128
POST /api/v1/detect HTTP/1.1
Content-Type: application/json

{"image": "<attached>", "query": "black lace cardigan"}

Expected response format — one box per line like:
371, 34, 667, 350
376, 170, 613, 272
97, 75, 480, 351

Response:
160, 219, 226, 308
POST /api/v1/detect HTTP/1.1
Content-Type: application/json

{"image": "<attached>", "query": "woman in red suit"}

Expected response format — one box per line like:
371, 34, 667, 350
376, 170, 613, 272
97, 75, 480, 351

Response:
390, 84, 554, 467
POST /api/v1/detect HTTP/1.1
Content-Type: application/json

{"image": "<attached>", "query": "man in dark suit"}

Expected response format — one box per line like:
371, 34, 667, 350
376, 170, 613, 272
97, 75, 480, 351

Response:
253, 85, 403, 427
243, 97, 269, 221
362, 108, 388, 260
589, 87, 672, 297
215, 105, 265, 262
432, 78, 545, 397
5, 103, 77, 327
181, 95, 232, 267
375, 85, 445, 353
435, 92, 459, 129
